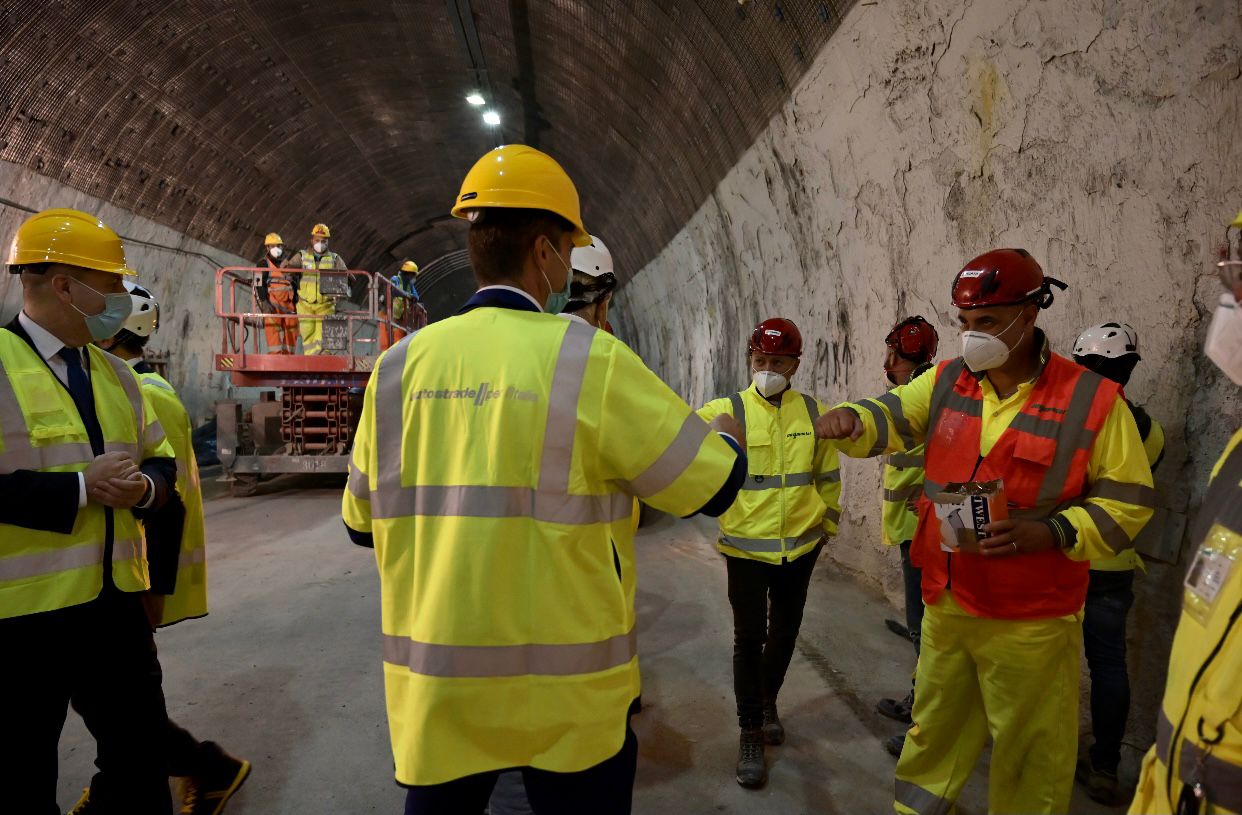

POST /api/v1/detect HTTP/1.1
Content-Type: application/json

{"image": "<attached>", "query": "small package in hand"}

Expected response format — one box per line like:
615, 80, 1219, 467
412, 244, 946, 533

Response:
932, 480, 1009, 552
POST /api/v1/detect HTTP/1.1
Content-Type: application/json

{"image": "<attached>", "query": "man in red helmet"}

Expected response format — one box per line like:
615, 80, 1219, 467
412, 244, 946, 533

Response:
697, 317, 842, 790
816, 249, 1155, 814
873, 316, 939, 759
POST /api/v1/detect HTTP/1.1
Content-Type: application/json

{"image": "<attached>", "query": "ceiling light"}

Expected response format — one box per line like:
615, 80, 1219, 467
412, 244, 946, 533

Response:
482, 110, 501, 126
466, 94, 485, 106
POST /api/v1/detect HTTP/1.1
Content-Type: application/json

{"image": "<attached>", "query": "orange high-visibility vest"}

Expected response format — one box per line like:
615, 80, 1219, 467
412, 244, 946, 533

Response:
913, 354, 1121, 619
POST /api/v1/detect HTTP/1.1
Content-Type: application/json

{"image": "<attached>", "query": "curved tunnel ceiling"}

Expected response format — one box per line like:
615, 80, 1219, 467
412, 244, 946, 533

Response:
0, 0, 854, 306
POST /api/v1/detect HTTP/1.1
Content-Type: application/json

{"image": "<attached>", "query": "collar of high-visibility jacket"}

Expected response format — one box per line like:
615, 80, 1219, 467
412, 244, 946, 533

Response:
968, 327, 1052, 382
746, 382, 801, 410
459, 285, 544, 314
18, 310, 76, 366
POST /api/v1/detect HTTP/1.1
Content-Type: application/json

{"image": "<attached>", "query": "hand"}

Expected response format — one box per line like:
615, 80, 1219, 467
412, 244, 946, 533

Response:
710, 414, 746, 449
815, 408, 864, 441
84, 452, 138, 494
141, 592, 165, 630
978, 519, 1056, 557
91, 473, 149, 509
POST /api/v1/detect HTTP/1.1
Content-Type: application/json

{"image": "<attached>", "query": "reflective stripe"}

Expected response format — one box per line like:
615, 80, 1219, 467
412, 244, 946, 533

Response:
742, 471, 815, 490
347, 459, 369, 499
801, 394, 820, 423
178, 545, 207, 569
383, 627, 637, 678
1157, 709, 1242, 812
823, 507, 841, 524
1035, 370, 1107, 509
111, 538, 145, 565
884, 485, 923, 502
143, 377, 175, 392
922, 479, 945, 499
815, 469, 841, 483
877, 391, 915, 449
375, 484, 634, 525
927, 359, 966, 427
1089, 478, 1158, 508
1083, 502, 1135, 554
373, 332, 419, 508
1008, 411, 1060, 440
721, 528, 821, 554
887, 452, 924, 469
784, 471, 814, 488
857, 399, 890, 457
894, 779, 953, 815
625, 413, 710, 498
727, 393, 746, 432
1157, 709, 1173, 765
0, 441, 95, 472
537, 321, 595, 495
0, 541, 102, 581
940, 390, 983, 418
100, 351, 146, 447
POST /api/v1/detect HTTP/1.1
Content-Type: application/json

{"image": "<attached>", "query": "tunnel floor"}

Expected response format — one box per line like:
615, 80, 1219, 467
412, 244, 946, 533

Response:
57, 478, 1123, 814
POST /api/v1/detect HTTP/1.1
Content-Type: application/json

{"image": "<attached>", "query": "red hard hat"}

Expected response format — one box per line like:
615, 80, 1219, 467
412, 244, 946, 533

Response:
749, 317, 802, 357
951, 248, 1066, 309
885, 315, 939, 362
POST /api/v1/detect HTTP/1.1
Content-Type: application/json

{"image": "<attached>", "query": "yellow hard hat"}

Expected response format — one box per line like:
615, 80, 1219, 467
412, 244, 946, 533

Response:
451, 145, 591, 247
6, 208, 135, 276
311, 223, 331, 239
400, 260, 419, 274
265, 232, 284, 246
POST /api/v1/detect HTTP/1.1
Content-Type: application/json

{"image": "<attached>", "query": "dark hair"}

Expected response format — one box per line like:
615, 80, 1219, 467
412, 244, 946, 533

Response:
109, 329, 150, 354
467, 208, 573, 285
1073, 353, 1139, 386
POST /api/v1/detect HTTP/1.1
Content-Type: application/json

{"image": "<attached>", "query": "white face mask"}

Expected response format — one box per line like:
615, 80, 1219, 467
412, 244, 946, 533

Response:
960, 311, 1024, 373
313, 241, 327, 254
752, 370, 788, 398
269, 246, 283, 259
1205, 293, 1242, 386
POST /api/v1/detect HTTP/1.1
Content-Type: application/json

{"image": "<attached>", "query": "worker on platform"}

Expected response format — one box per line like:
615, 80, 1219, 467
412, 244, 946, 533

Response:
1070, 321, 1165, 806
1127, 210, 1242, 815
342, 144, 747, 814
85, 283, 252, 814
696, 317, 843, 789
0, 208, 182, 814
816, 248, 1155, 814
283, 223, 347, 355
872, 316, 939, 760
561, 235, 617, 329
379, 259, 421, 351
256, 232, 297, 354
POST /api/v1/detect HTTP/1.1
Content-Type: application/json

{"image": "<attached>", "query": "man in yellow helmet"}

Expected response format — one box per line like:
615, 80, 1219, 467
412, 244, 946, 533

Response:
1127, 211, 1242, 815
256, 232, 297, 354
379, 259, 421, 352
282, 223, 347, 355
0, 209, 183, 813
342, 144, 747, 813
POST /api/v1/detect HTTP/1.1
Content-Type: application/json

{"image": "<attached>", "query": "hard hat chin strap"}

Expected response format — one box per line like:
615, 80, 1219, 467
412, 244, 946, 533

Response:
1037, 277, 1069, 309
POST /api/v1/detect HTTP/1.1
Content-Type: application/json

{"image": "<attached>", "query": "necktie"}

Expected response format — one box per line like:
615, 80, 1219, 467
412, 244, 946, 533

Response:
57, 347, 104, 455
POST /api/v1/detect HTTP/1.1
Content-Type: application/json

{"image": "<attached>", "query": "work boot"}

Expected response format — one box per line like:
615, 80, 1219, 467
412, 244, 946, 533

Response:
177, 749, 252, 815
762, 703, 785, 746
735, 728, 767, 788
67, 788, 99, 814
876, 689, 914, 724
884, 732, 906, 759
1076, 755, 1124, 807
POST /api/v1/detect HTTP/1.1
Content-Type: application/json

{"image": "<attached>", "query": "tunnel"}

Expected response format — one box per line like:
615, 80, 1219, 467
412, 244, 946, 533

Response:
0, 1, 1239, 812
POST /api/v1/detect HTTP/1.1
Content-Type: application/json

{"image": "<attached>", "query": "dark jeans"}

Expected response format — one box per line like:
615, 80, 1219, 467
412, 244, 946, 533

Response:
900, 540, 924, 656
404, 719, 637, 815
726, 543, 822, 729
1083, 569, 1135, 773
163, 722, 229, 778
0, 590, 172, 815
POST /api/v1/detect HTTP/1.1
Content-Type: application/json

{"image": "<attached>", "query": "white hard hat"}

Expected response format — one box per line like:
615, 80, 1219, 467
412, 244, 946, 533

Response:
1073, 322, 1139, 359
122, 281, 160, 338
571, 235, 613, 278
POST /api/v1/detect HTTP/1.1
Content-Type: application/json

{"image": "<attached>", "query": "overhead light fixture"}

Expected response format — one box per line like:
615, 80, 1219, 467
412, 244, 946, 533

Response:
482, 110, 501, 126
466, 93, 485, 106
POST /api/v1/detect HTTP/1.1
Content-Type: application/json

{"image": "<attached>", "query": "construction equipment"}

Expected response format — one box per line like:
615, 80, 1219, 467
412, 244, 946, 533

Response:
214, 265, 427, 496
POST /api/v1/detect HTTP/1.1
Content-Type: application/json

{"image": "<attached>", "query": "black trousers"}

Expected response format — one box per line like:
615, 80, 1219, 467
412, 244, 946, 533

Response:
899, 540, 924, 656
403, 718, 638, 815
0, 589, 172, 815
1083, 569, 1135, 773
725, 543, 822, 729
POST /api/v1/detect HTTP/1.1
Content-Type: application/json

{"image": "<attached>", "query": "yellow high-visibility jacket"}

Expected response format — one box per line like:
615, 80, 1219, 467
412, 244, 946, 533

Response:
295, 250, 346, 305
342, 309, 739, 786
698, 385, 841, 563
1093, 410, 1165, 572
883, 445, 925, 547
836, 352, 1154, 565
137, 371, 208, 626
0, 331, 173, 619
1130, 428, 1242, 815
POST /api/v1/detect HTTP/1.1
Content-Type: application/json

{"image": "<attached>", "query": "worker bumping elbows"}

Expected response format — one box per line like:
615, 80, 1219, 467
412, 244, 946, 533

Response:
0, 208, 183, 814
817, 248, 1155, 815
1128, 211, 1242, 815
283, 223, 347, 355
696, 317, 842, 790
341, 144, 747, 814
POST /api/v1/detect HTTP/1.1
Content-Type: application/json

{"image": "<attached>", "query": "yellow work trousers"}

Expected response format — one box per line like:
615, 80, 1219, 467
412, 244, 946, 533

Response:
296, 299, 334, 355
894, 593, 1082, 815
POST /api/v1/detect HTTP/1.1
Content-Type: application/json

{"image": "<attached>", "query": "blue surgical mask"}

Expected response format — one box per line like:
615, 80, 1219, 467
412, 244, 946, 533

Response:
542, 245, 574, 314
69, 277, 134, 342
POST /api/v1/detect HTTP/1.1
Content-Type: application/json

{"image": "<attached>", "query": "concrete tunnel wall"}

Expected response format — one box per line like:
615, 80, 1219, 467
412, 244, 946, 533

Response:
616, 0, 1242, 754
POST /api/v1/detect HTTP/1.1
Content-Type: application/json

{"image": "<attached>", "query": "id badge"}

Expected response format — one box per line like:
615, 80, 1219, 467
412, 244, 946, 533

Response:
1183, 525, 1239, 627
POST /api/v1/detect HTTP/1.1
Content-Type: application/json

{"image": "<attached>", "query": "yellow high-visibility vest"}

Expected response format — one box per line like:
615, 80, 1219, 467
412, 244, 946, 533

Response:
138, 371, 208, 626
0, 330, 173, 619
698, 385, 841, 563
882, 445, 925, 547
342, 310, 738, 786
298, 250, 344, 304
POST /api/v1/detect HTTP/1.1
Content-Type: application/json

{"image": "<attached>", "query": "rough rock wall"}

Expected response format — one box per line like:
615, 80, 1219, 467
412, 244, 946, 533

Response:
618, 0, 1242, 755
0, 160, 251, 423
